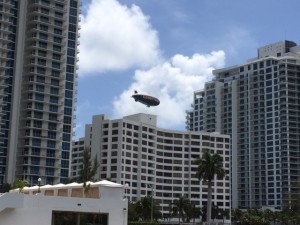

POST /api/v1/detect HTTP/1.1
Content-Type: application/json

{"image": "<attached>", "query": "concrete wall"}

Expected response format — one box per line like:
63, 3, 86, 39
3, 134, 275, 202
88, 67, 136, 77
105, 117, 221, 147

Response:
0, 186, 127, 225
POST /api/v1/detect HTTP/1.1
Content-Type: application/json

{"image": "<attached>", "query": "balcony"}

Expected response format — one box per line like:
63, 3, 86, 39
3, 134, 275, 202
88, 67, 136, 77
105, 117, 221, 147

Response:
0, 0, 15, 6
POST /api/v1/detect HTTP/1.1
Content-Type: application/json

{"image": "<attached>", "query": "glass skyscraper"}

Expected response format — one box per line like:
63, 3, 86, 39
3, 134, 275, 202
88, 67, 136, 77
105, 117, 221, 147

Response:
0, 0, 80, 186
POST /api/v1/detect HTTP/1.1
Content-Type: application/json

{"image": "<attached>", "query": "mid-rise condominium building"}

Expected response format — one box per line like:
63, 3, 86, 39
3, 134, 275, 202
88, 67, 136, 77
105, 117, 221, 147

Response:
71, 113, 231, 222
186, 40, 300, 210
0, 0, 80, 186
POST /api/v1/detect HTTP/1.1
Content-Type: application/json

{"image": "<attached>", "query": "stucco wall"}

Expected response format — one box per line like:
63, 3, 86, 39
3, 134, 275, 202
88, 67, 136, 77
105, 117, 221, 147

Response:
0, 186, 128, 225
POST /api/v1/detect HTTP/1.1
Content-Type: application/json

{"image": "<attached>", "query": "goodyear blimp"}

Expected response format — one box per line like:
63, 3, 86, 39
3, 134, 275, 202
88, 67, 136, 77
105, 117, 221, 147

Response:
132, 90, 160, 107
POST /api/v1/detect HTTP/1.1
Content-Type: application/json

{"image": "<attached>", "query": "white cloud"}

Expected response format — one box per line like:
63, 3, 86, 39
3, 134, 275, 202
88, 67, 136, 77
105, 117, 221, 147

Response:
79, 0, 161, 75
112, 51, 225, 129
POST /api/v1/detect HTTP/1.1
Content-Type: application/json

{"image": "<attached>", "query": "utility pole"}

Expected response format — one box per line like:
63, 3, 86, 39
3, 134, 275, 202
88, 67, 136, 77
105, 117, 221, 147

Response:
148, 184, 154, 221
151, 185, 153, 222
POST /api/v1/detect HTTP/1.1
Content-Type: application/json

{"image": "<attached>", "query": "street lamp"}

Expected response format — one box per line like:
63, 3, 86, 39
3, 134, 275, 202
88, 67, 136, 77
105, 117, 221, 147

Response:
38, 177, 41, 193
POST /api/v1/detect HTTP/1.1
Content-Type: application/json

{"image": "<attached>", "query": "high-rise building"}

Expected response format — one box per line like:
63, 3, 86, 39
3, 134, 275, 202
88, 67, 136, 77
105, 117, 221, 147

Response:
71, 113, 231, 222
186, 40, 300, 210
0, 0, 80, 186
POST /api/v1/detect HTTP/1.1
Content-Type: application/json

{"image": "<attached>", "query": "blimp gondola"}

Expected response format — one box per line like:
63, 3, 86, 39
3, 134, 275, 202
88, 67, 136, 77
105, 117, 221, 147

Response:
132, 91, 160, 107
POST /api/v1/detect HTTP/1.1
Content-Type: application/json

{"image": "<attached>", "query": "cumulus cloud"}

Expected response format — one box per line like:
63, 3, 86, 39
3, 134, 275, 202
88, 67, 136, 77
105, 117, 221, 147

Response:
79, 0, 161, 75
112, 51, 225, 129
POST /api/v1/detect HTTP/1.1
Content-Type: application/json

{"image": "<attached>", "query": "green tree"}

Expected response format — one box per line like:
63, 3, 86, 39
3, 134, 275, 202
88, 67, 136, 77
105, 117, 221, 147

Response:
135, 196, 162, 221
193, 149, 226, 223
12, 180, 28, 192
78, 149, 99, 198
232, 208, 244, 223
128, 201, 139, 221
169, 196, 192, 224
79, 148, 99, 183
185, 203, 202, 223
263, 209, 275, 224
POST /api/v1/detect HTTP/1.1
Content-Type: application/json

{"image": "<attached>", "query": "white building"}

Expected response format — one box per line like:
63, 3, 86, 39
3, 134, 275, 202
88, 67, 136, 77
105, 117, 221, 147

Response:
186, 40, 300, 210
0, 180, 128, 225
71, 137, 85, 180
72, 113, 231, 222
0, 0, 80, 186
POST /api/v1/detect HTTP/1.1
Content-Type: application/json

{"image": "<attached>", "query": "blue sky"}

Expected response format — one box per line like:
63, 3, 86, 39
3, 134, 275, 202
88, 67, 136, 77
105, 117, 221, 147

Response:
76, 0, 300, 138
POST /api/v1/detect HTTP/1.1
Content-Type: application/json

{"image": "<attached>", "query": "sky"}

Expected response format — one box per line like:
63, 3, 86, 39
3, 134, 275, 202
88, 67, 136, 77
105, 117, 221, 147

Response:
76, 0, 300, 138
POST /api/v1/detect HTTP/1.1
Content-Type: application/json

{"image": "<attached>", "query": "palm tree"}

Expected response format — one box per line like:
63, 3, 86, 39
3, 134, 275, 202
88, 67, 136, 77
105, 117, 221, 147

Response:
135, 196, 162, 221
170, 196, 191, 224
193, 149, 226, 224
135, 196, 152, 221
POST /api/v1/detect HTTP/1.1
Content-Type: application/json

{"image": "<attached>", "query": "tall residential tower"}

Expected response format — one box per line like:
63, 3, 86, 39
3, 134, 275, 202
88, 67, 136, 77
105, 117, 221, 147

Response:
186, 41, 300, 210
0, 0, 80, 186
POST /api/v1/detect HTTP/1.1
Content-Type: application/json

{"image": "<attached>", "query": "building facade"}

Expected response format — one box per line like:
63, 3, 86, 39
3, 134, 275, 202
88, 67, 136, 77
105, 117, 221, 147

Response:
0, 180, 128, 225
0, 0, 80, 186
186, 40, 300, 210
71, 137, 84, 180
72, 113, 231, 222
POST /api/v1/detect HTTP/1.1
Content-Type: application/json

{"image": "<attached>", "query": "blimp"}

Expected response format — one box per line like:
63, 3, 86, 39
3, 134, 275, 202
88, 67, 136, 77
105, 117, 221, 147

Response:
132, 91, 160, 107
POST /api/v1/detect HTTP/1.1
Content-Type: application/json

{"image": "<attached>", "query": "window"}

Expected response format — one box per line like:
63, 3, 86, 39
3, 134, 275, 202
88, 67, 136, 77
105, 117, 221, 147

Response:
48, 131, 56, 139
55, 11, 63, 18
65, 90, 73, 98
35, 93, 44, 101
38, 59, 46, 66
67, 48, 75, 56
36, 85, 44, 92
32, 138, 41, 147
47, 140, 56, 148
52, 53, 61, 60
38, 50, 47, 57
51, 70, 60, 77
53, 36, 62, 43
63, 116, 72, 124
53, 45, 61, 52
64, 99, 72, 107
49, 114, 57, 121
40, 16, 49, 23
37, 67, 46, 74
52, 62, 60, 69
69, 16, 77, 25
49, 105, 58, 112
66, 82, 73, 90
70, 8, 77, 16
48, 123, 57, 130
64, 107, 72, 115
39, 41, 47, 49
51, 79, 59, 86
41, 7, 49, 14
50, 87, 59, 95
66, 73, 74, 81
62, 142, 70, 150
40, 25, 48, 31
39, 33, 48, 40
63, 133, 70, 141
54, 28, 62, 35
35, 102, 43, 110
68, 40, 75, 48
67, 57, 74, 64
54, 20, 63, 27
50, 96, 58, 104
